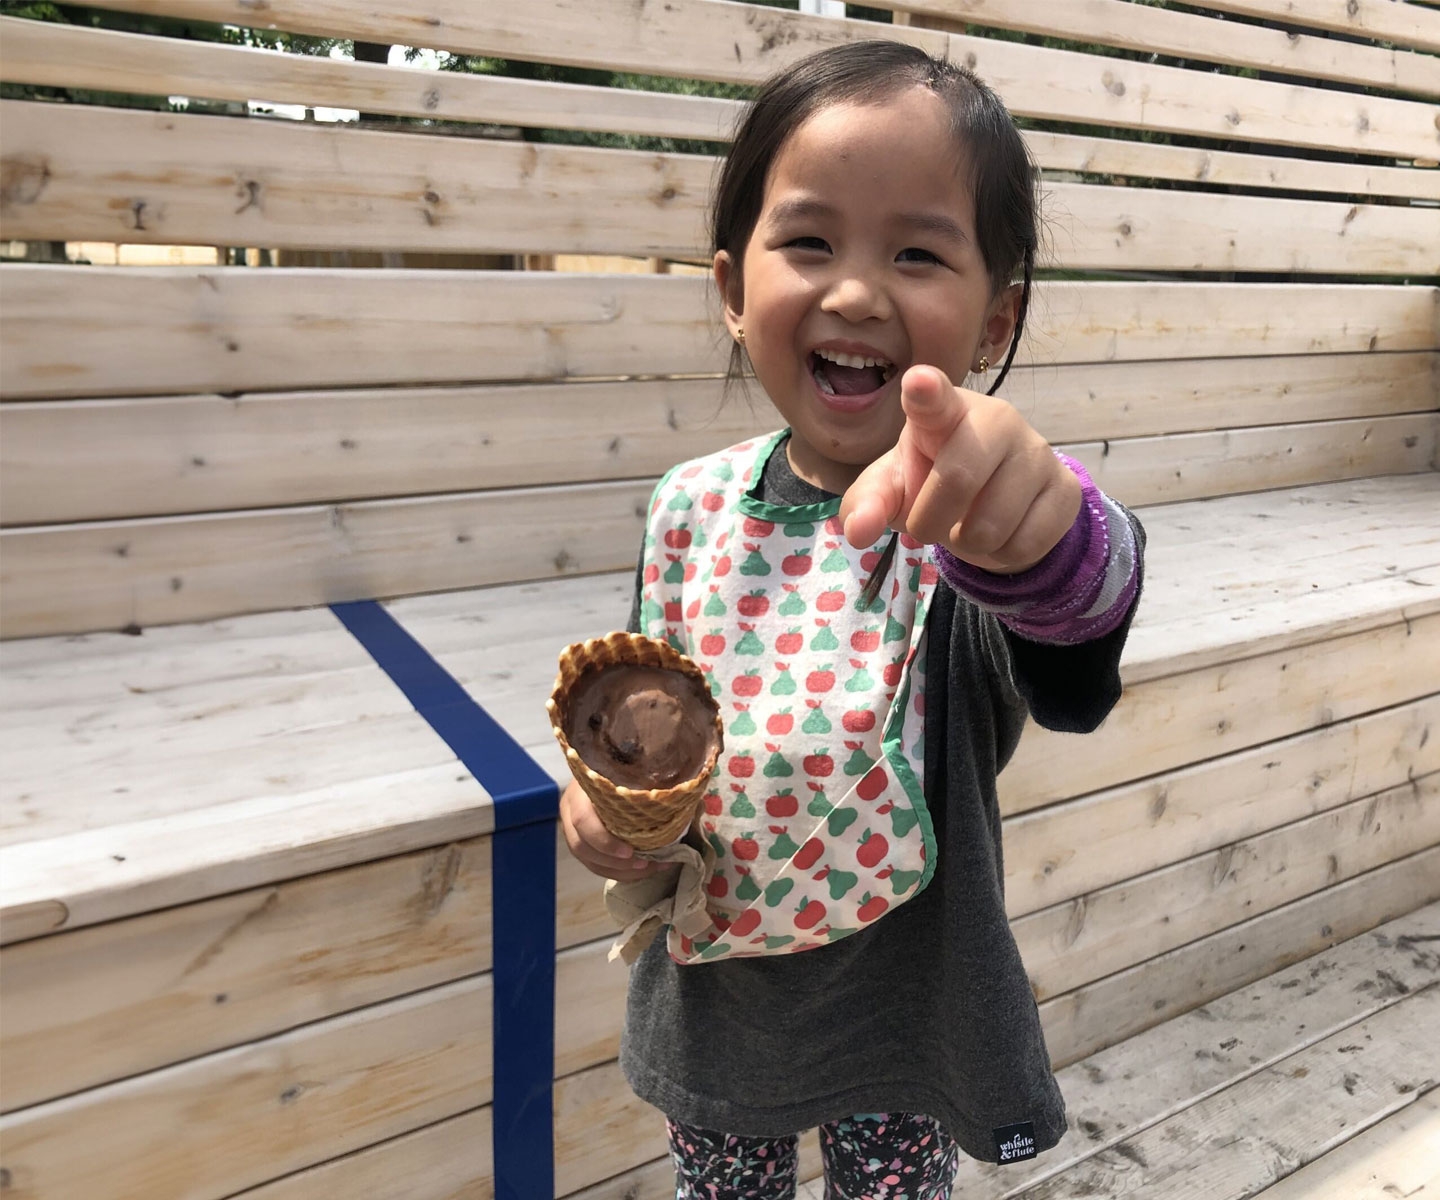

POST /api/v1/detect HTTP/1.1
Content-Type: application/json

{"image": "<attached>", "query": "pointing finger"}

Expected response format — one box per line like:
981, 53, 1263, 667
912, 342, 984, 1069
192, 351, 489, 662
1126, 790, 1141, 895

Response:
840, 450, 905, 549
898, 364, 968, 452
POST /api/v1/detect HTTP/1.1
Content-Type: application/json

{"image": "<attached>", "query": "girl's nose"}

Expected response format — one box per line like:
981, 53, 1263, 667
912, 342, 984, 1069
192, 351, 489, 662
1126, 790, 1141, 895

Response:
820, 269, 892, 324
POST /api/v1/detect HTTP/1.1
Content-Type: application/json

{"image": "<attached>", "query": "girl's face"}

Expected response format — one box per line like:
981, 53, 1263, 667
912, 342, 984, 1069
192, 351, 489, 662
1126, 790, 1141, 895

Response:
715, 87, 1019, 495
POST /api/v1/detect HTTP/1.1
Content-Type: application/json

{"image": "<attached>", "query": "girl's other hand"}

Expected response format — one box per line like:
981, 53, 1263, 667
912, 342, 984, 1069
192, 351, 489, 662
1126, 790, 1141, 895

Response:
839, 364, 1082, 575
560, 779, 671, 882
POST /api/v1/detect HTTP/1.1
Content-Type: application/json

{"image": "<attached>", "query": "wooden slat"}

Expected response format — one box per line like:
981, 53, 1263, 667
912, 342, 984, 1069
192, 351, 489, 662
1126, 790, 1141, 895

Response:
1025, 987, 1440, 1197
0, 972, 499, 1200
886, 0, 1440, 96
0, 839, 492, 1112
1184, 0, 1440, 55
6, 18, 1435, 201
85, 0, 1440, 158
232, 1107, 493, 1200
6, 354, 1433, 524
5, 417, 1435, 639
5, 101, 1434, 272
0, 16, 740, 143
1066, 413, 1438, 507
1040, 845, 1440, 1068
5, 266, 1434, 401
1003, 694, 1440, 918
1001, 610, 1440, 812
1249, 1091, 1440, 1199
957, 899, 1440, 1195
1015, 772, 1440, 1002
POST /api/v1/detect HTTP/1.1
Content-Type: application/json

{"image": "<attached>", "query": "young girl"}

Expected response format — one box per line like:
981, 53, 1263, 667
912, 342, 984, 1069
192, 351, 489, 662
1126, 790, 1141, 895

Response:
561, 39, 1144, 1198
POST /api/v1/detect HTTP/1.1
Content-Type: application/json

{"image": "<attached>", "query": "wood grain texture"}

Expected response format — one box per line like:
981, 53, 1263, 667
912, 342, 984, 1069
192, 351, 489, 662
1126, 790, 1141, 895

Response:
6, 266, 1432, 401
5, 17, 1434, 200
1182, 0, 1440, 54
5, 100, 1434, 270
81, 0, 1440, 157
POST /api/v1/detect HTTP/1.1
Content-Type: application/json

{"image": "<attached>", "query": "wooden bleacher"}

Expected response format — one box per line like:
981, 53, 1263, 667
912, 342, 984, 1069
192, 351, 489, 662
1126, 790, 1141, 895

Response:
1, 1, 1436, 1196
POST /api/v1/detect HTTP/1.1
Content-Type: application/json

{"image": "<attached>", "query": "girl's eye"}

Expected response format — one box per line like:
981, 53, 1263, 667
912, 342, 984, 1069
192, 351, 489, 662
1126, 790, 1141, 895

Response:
786, 236, 830, 252
898, 247, 941, 264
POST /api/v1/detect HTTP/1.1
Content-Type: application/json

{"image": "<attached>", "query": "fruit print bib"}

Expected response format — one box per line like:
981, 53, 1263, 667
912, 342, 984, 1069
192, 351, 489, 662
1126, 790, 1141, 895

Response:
639, 431, 941, 963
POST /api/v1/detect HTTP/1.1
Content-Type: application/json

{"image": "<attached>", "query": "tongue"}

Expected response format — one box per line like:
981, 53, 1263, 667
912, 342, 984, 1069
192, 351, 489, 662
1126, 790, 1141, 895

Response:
820, 360, 885, 396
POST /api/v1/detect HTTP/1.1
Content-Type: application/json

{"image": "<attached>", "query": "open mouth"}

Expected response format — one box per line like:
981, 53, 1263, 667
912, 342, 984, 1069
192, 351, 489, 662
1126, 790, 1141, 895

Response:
810, 348, 897, 398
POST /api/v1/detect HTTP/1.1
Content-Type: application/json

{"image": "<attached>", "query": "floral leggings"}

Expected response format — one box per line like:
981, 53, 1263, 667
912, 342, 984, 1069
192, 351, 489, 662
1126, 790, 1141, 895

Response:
667, 1112, 960, 1199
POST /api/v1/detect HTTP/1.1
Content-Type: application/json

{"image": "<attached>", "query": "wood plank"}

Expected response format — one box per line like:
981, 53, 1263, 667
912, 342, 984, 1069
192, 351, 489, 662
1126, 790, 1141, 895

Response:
885, 0, 1440, 97
5, 266, 1433, 401
1183, 0, 1440, 55
1015, 772, 1440, 1002
1020, 985, 1440, 1197
7, 354, 1432, 523
1003, 694, 1440, 918
957, 899, 1440, 1195
5, 101, 1433, 272
1064, 413, 1438, 508
0, 479, 653, 639
6, 18, 1434, 201
1249, 1090, 1440, 1199
86, 0, 1440, 158
0, 838, 490, 1112
231, 1107, 494, 1200
1001, 612, 1440, 812
0, 972, 494, 1200
0, 15, 739, 143
1040, 845, 1440, 1069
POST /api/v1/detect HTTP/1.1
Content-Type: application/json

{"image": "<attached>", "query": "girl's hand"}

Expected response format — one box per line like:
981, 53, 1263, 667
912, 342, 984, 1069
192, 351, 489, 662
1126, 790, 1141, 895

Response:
560, 779, 673, 882
839, 365, 1081, 574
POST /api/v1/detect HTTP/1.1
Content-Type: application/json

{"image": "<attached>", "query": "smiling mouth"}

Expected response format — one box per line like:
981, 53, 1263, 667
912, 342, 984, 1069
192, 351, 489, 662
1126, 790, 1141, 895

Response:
810, 348, 897, 397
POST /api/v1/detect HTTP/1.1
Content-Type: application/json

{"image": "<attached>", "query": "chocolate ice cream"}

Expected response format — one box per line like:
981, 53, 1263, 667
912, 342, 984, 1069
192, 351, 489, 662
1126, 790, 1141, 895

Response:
565, 664, 719, 791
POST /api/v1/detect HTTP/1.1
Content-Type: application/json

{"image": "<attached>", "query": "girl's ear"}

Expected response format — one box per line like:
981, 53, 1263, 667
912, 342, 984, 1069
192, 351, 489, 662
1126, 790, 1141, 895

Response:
713, 250, 745, 339
975, 282, 1022, 372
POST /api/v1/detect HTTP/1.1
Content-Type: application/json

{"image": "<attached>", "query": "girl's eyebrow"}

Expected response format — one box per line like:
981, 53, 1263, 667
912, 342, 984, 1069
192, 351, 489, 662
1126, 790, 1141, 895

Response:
766, 195, 969, 245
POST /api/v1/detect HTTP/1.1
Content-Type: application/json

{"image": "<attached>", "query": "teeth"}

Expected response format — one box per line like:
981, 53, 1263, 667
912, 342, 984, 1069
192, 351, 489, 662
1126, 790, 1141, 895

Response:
815, 347, 893, 371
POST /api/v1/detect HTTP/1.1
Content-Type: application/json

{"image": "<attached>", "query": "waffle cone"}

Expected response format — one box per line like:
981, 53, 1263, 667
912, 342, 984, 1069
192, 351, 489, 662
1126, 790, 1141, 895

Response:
547, 633, 723, 851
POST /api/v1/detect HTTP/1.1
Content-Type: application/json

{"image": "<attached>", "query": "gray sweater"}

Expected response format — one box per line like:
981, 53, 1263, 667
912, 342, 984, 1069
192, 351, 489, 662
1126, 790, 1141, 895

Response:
621, 442, 1145, 1164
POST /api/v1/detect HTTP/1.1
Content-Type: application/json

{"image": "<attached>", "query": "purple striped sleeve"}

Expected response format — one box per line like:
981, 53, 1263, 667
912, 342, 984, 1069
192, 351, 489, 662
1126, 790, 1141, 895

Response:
933, 453, 1138, 645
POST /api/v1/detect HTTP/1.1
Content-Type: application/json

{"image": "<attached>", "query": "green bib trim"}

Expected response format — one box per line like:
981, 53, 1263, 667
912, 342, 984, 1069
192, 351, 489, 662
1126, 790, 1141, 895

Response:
736, 431, 843, 522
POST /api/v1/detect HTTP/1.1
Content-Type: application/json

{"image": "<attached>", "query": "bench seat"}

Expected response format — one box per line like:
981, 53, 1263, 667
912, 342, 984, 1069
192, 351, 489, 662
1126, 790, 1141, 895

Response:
4, 473, 1433, 1196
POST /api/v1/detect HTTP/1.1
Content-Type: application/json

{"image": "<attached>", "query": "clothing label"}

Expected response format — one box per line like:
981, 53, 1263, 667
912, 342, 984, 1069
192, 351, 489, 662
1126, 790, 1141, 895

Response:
993, 1121, 1038, 1163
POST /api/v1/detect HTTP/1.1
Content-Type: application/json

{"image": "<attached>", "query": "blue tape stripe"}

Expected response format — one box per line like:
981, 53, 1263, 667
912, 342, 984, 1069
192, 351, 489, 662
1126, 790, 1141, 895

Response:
330, 600, 557, 1200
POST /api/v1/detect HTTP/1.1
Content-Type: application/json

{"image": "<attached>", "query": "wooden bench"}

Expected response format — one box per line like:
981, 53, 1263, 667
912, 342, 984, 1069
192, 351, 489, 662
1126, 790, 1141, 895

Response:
1, 1, 1437, 1196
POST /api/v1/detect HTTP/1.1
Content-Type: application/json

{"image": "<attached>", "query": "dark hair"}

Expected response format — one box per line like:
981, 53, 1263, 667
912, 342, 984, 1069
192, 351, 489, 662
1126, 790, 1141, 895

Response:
711, 39, 1041, 604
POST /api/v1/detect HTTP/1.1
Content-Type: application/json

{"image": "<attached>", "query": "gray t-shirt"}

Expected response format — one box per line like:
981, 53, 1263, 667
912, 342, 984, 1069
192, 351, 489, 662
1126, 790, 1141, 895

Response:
622, 436, 1144, 1164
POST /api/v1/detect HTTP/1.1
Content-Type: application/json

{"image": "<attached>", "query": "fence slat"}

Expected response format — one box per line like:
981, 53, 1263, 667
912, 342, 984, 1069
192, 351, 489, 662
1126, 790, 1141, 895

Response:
81, 0, 1440, 158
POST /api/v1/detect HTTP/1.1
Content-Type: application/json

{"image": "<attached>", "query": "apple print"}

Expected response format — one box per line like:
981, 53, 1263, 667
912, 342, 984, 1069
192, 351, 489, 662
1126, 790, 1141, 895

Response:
857, 829, 889, 868
857, 765, 888, 801
843, 706, 875, 733
766, 789, 799, 818
732, 833, 759, 860
794, 837, 825, 871
857, 893, 889, 922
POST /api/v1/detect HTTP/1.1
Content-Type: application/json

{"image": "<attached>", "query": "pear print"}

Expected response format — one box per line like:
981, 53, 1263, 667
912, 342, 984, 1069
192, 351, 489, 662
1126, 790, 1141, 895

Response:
730, 704, 757, 737
769, 828, 802, 859
736, 870, 761, 902
843, 741, 877, 776
884, 611, 908, 643
735, 625, 765, 656
845, 659, 876, 692
664, 555, 685, 584
783, 521, 815, 537
764, 877, 795, 907
806, 782, 832, 817
890, 807, 921, 838
704, 587, 727, 617
712, 459, 735, 482
763, 935, 795, 950
771, 664, 797, 696
821, 543, 849, 572
778, 584, 807, 616
889, 867, 923, 895
762, 744, 795, 777
640, 597, 664, 627
810, 620, 840, 651
827, 807, 858, 837
801, 699, 832, 735
730, 787, 756, 818
739, 543, 771, 576
667, 491, 693, 511
824, 868, 859, 899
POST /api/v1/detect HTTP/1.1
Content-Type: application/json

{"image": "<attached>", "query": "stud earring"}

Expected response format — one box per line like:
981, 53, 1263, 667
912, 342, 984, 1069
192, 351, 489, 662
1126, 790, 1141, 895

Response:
977, 355, 990, 374
736, 327, 745, 344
